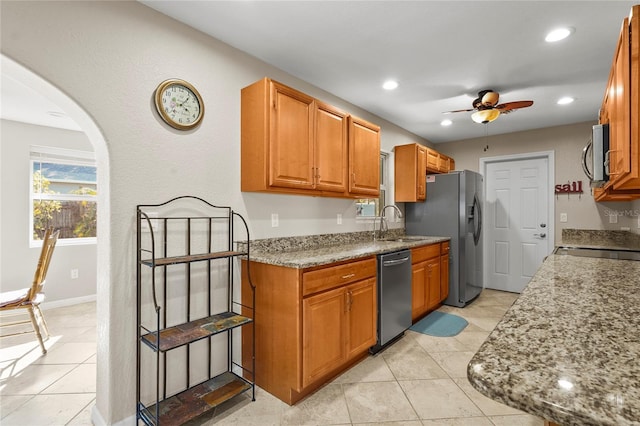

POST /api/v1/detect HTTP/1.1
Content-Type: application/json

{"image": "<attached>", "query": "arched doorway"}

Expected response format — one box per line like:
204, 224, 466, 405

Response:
1, 54, 110, 424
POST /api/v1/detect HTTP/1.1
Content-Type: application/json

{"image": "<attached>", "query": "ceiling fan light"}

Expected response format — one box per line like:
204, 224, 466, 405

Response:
472, 109, 500, 124
481, 91, 499, 106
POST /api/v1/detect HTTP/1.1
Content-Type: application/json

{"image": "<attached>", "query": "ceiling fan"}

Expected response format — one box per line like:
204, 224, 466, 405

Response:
444, 90, 534, 124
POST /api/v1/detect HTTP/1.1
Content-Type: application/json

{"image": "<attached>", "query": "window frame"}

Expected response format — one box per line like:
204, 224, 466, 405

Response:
355, 150, 389, 219
29, 145, 97, 247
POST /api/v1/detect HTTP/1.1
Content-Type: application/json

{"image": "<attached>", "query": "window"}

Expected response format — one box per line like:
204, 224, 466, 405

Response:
30, 146, 97, 246
356, 151, 388, 217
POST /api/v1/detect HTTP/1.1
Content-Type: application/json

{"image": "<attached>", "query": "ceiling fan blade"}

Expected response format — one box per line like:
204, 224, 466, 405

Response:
443, 108, 476, 114
495, 100, 533, 112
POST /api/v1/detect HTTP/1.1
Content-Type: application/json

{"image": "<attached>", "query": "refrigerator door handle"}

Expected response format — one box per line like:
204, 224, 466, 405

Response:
473, 193, 482, 245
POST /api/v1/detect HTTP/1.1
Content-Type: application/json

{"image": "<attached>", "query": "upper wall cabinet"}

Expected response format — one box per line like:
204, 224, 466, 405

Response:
348, 116, 381, 197
395, 143, 427, 202
241, 78, 379, 199
394, 143, 454, 202
595, 5, 640, 201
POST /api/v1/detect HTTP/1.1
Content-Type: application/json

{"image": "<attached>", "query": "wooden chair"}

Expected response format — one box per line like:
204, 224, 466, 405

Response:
0, 227, 60, 354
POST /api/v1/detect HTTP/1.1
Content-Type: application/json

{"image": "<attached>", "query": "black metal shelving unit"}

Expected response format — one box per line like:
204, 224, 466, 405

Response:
136, 196, 255, 425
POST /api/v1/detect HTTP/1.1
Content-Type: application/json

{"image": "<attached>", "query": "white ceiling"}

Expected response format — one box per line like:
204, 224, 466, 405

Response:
2, 1, 636, 142
140, 0, 636, 143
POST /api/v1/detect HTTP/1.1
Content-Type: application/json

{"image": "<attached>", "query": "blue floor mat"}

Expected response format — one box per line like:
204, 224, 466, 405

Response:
409, 311, 468, 337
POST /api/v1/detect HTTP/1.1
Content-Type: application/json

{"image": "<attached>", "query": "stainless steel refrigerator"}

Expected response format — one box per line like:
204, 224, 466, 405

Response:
405, 170, 483, 307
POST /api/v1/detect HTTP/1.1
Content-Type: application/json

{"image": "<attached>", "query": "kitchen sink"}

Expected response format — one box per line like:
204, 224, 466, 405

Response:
380, 236, 430, 242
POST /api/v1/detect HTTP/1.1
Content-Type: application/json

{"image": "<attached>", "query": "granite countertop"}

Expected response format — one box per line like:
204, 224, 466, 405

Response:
467, 254, 640, 426
247, 231, 449, 268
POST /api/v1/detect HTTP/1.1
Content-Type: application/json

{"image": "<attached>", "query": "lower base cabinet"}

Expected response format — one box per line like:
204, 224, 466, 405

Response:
242, 256, 376, 405
303, 277, 376, 387
411, 242, 449, 322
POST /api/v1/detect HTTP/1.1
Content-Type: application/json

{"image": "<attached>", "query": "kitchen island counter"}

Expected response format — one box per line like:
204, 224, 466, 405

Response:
467, 254, 640, 426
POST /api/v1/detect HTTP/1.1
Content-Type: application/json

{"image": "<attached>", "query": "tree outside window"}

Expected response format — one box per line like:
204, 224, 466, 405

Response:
31, 151, 97, 243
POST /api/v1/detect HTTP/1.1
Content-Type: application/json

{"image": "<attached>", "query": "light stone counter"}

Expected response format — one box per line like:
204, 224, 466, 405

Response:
248, 234, 449, 268
467, 254, 640, 426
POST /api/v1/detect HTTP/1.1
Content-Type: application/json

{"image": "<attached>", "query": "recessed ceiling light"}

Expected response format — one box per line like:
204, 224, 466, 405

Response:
382, 80, 398, 90
440, 119, 452, 126
557, 97, 575, 105
545, 27, 574, 42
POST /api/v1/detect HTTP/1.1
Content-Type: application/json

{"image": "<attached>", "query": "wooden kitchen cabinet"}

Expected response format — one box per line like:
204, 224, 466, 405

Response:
594, 5, 640, 200
242, 256, 376, 405
348, 116, 381, 197
395, 143, 455, 202
440, 241, 450, 302
303, 277, 376, 387
316, 101, 349, 192
241, 77, 378, 199
411, 243, 442, 321
426, 148, 440, 172
394, 143, 427, 202
437, 153, 448, 173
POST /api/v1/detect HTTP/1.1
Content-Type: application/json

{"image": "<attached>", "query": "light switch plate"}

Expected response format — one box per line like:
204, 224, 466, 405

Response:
560, 213, 567, 223
271, 213, 279, 227
337, 213, 342, 225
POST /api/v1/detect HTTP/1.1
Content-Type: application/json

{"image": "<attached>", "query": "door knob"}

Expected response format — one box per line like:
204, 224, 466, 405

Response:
540, 223, 547, 228
534, 233, 546, 238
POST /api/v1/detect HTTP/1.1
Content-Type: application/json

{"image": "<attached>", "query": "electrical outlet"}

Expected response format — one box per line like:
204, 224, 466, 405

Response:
609, 213, 618, 224
71, 269, 79, 279
560, 213, 567, 223
271, 213, 279, 227
337, 213, 342, 225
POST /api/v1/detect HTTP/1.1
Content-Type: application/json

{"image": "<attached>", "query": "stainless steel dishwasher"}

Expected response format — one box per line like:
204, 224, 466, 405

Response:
371, 249, 412, 354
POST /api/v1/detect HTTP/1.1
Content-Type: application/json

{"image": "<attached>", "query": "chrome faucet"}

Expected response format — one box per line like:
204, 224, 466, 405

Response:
375, 204, 403, 240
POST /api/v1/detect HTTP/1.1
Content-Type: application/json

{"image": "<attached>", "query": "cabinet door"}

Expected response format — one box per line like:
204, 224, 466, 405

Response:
609, 18, 631, 187
315, 102, 348, 192
440, 253, 449, 302
348, 116, 380, 196
270, 82, 315, 190
426, 148, 439, 172
302, 286, 346, 387
438, 154, 449, 173
346, 278, 377, 359
411, 260, 428, 321
417, 145, 427, 200
426, 259, 441, 310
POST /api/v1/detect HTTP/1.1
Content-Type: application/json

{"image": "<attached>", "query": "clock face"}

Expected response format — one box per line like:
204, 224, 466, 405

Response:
154, 79, 204, 130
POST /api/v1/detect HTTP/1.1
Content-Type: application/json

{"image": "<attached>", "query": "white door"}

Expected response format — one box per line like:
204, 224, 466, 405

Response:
485, 157, 550, 293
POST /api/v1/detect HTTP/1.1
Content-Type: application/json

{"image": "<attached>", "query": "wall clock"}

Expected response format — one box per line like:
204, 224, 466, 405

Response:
154, 79, 204, 130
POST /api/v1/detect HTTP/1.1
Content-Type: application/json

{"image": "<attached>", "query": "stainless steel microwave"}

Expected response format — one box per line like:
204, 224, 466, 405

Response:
582, 123, 610, 187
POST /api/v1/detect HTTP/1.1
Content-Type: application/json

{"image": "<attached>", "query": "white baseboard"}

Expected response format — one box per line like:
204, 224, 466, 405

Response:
91, 404, 136, 426
0, 294, 96, 319
41, 294, 96, 310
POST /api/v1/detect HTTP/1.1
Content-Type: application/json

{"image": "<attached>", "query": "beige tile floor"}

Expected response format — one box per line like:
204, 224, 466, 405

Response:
0, 290, 545, 425
0, 302, 96, 425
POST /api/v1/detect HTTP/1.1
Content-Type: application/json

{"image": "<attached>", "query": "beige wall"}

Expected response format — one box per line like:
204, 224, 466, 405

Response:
0, 2, 427, 424
437, 122, 640, 242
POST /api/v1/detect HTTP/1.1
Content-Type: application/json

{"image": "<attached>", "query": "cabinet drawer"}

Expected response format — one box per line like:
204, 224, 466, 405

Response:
303, 257, 376, 296
412, 243, 441, 264
440, 241, 450, 255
